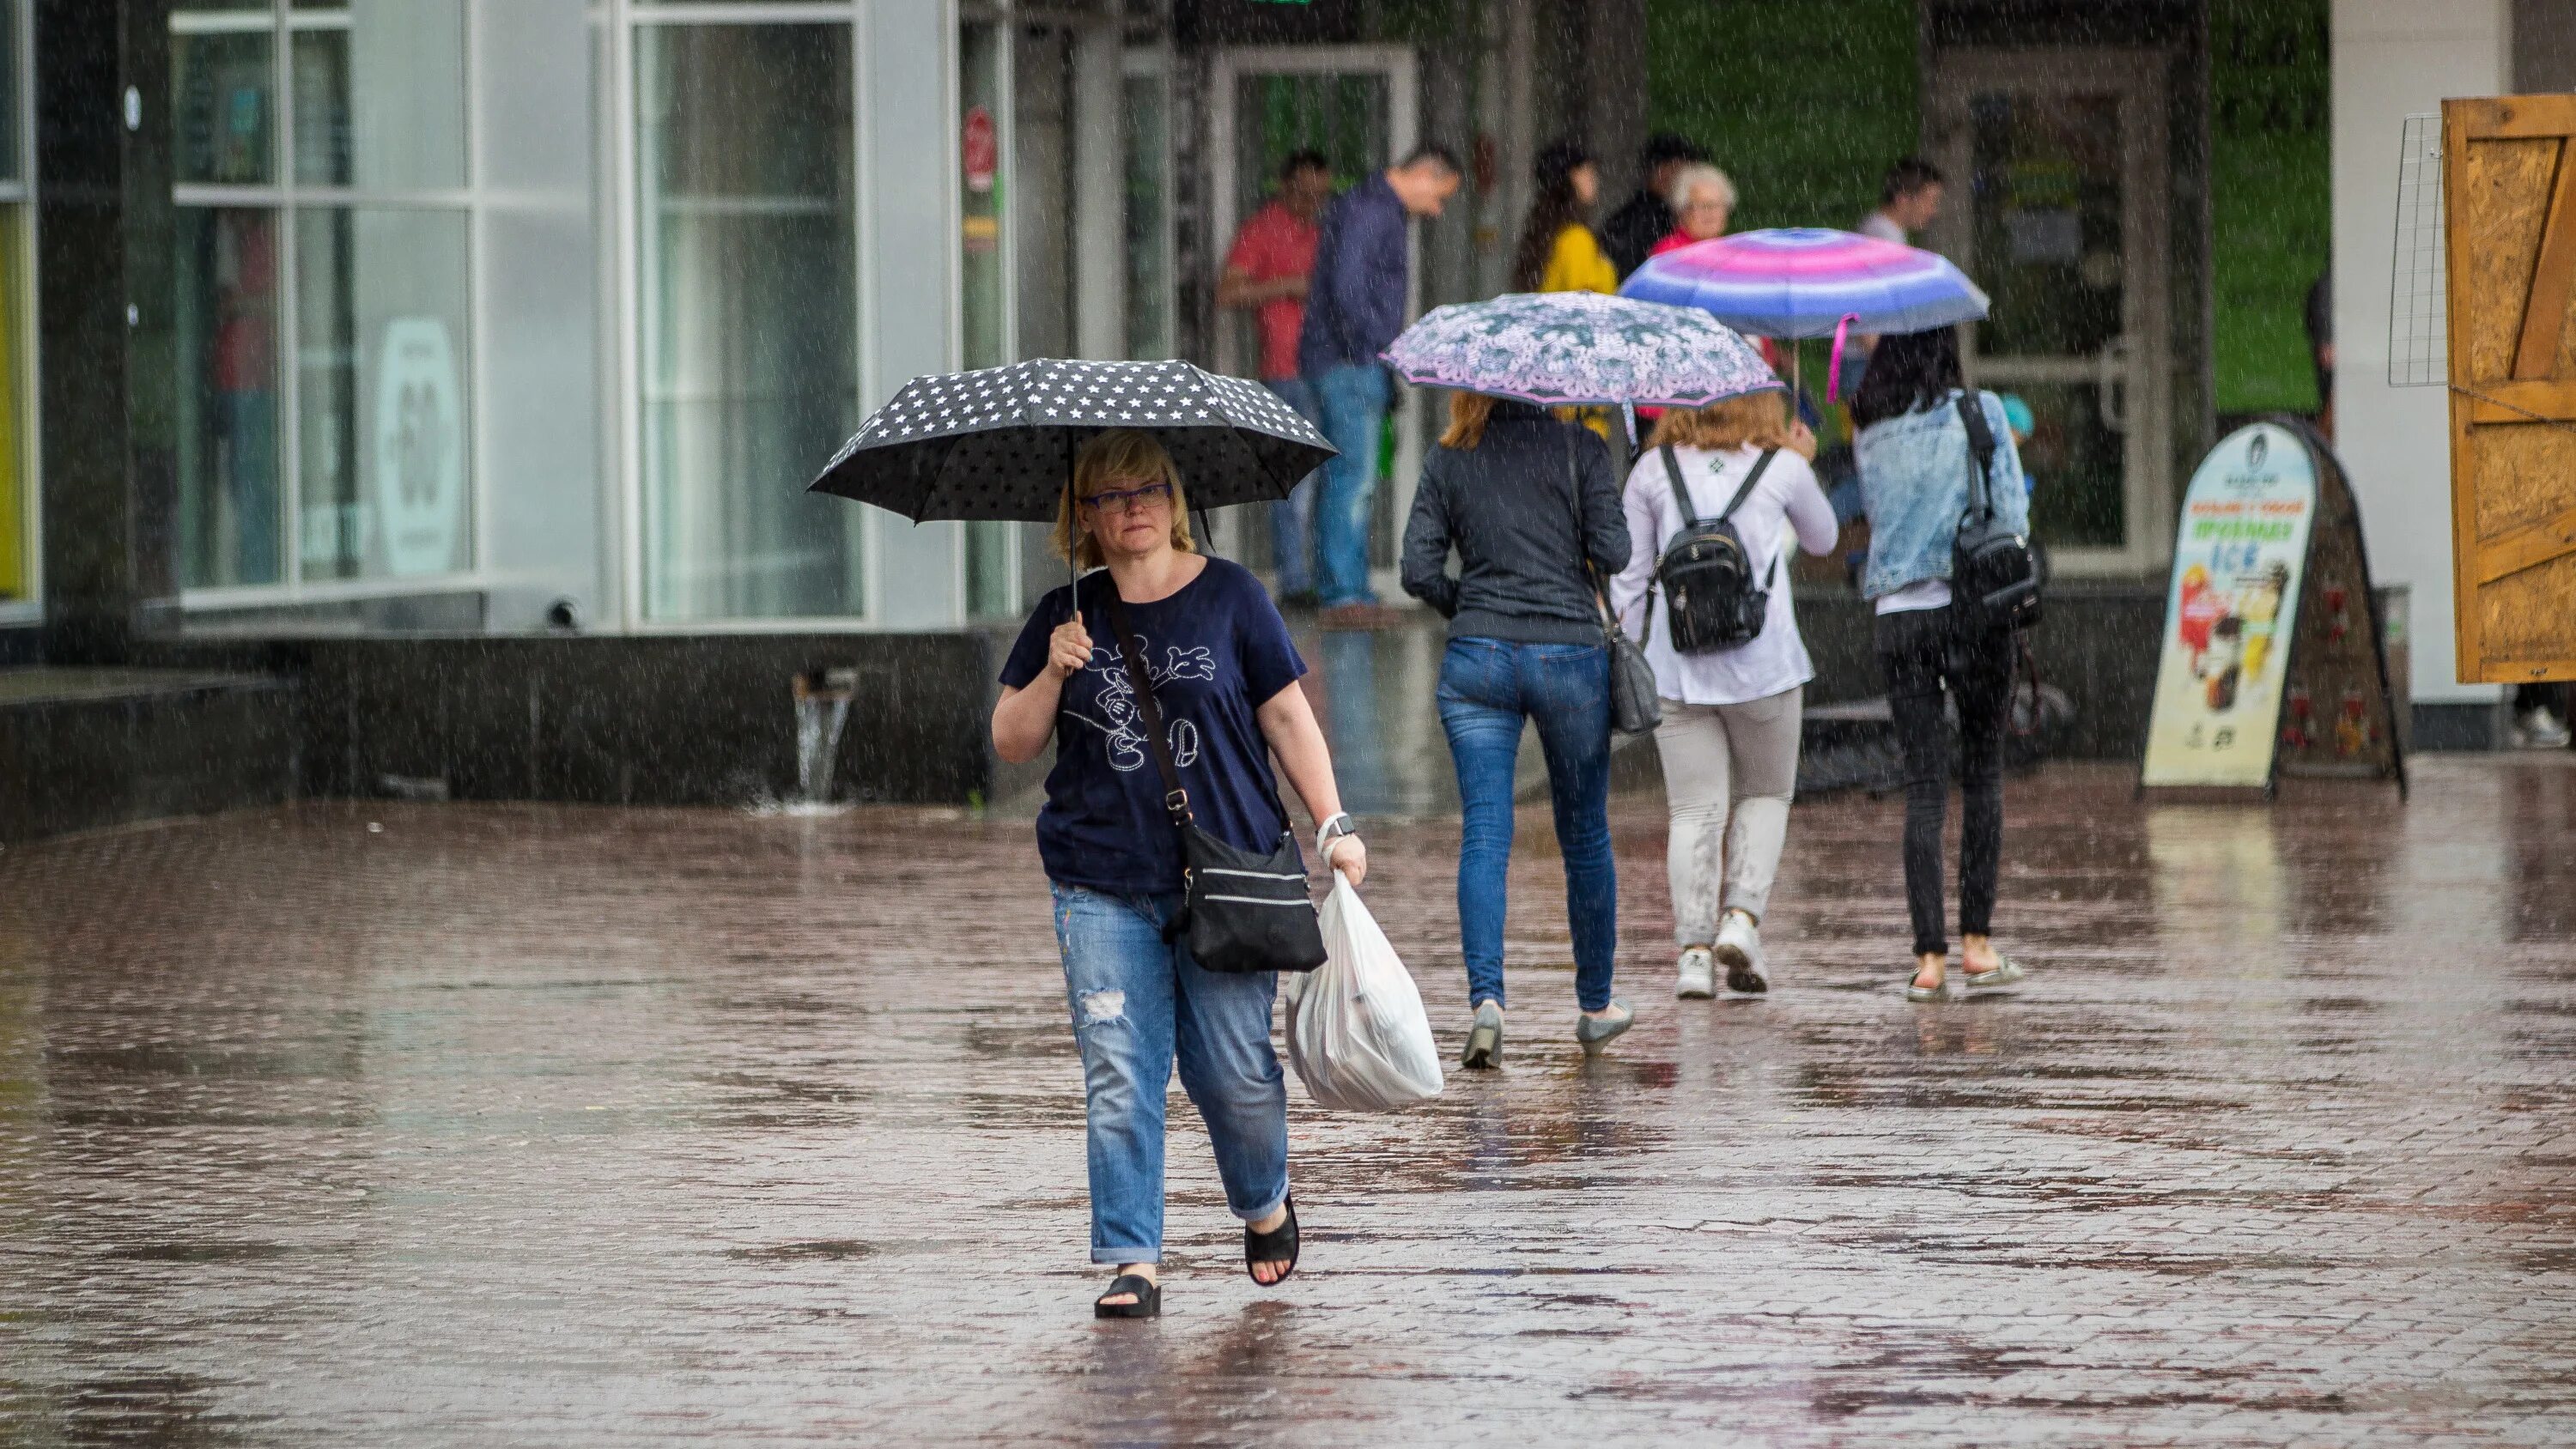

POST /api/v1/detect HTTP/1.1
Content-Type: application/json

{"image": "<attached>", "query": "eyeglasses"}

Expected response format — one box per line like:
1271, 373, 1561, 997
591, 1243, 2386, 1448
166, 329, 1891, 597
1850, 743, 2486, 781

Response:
1082, 482, 1173, 516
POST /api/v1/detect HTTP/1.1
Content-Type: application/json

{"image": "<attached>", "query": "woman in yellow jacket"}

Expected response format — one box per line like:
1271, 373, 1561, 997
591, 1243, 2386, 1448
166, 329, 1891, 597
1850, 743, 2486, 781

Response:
1512, 139, 1617, 441
1512, 139, 1615, 294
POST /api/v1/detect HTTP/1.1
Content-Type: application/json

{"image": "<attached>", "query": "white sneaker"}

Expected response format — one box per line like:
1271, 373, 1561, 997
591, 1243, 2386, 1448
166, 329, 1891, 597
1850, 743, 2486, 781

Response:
1714, 911, 1769, 994
2519, 706, 2573, 749
1674, 946, 1715, 999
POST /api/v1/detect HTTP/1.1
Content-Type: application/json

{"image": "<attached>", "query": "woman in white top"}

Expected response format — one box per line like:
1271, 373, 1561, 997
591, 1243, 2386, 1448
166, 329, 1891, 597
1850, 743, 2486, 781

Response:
1607, 391, 1838, 999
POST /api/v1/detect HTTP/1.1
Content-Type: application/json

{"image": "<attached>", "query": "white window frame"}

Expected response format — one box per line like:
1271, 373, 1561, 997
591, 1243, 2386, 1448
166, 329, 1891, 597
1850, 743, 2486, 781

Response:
612, 0, 878, 634
951, 1, 1018, 626
0, 0, 39, 626
168, 0, 489, 613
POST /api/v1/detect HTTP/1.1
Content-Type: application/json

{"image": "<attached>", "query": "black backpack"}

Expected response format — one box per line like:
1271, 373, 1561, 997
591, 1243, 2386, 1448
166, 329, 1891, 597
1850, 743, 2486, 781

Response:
1951, 394, 2044, 634
1650, 444, 1778, 655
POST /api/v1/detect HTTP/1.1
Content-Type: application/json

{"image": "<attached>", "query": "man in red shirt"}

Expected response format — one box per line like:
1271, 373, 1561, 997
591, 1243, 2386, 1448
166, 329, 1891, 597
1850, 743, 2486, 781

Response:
1219, 149, 1333, 604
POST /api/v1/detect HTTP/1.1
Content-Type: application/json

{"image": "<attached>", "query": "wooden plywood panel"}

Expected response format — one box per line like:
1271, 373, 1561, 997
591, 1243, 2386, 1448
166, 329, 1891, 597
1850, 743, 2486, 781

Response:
2442, 95, 2576, 684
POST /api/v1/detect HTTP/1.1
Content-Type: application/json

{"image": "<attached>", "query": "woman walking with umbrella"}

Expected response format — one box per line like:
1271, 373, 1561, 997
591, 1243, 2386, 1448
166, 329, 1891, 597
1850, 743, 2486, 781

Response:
991, 428, 1364, 1319
1401, 389, 1631, 1066
811, 360, 1353, 1319
1382, 291, 1781, 1065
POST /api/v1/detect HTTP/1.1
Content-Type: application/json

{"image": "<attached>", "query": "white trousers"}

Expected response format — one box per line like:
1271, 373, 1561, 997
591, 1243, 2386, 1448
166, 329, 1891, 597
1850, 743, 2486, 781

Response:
1652, 685, 1802, 944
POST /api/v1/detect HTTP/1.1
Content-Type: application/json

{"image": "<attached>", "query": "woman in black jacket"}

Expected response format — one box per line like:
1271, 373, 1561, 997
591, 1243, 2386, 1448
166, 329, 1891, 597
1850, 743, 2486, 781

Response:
1400, 392, 1632, 1067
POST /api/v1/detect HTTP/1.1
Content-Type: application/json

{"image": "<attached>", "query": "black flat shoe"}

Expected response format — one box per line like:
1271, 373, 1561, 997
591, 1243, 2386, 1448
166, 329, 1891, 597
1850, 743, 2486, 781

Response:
1093, 1273, 1160, 1319
1244, 1197, 1299, 1287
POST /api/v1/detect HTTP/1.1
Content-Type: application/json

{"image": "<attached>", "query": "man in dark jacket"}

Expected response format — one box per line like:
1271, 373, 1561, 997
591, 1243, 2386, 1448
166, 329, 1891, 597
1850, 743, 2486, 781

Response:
1297, 143, 1462, 622
1601, 133, 1709, 281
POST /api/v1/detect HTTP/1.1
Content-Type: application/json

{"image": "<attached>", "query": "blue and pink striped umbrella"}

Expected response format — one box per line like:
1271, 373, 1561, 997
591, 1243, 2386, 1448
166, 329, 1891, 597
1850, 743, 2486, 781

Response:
1619, 227, 1989, 397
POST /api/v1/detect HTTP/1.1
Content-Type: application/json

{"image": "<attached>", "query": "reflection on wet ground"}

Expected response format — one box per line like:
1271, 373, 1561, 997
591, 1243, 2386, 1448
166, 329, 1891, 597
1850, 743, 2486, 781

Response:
3, 756, 2574, 1444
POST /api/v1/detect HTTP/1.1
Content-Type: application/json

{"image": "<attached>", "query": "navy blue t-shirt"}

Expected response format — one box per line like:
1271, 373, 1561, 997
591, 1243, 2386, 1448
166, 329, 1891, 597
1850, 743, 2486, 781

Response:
999, 557, 1309, 895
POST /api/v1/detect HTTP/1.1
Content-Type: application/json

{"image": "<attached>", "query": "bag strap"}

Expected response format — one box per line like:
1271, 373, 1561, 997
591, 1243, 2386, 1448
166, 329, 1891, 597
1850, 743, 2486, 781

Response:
1955, 392, 1997, 523
1718, 448, 1779, 524
1095, 581, 1193, 830
1659, 444, 1698, 526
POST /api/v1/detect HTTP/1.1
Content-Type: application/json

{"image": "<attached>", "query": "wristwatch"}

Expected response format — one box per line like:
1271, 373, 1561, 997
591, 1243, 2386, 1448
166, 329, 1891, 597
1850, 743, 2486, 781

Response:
1315, 813, 1358, 858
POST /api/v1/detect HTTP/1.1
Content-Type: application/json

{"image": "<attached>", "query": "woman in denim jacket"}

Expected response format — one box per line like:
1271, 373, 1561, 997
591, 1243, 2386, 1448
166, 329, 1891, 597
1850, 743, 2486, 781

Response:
1849, 326, 2033, 1003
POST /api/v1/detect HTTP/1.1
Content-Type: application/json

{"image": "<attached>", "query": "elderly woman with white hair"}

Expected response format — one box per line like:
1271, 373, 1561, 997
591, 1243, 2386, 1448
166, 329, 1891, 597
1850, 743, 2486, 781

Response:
1649, 162, 1736, 258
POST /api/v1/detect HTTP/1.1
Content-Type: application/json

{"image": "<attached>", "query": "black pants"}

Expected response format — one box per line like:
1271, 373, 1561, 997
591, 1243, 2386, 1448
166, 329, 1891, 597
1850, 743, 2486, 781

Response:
1875, 606, 2012, 958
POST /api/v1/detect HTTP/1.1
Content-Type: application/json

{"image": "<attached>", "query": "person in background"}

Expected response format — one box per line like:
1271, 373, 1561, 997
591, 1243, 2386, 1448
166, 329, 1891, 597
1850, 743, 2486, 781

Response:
1634, 164, 1741, 430
1602, 132, 1710, 279
1857, 156, 1946, 245
1400, 391, 1633, 1067
1512, 139, 1614, 295
1608, 391, 1838, 999
1846, 157, 1949, 397
1648, 163, 1736, 259
1298, 143, 1465, 628
1848, 326, 2032, 1003
991, 429, 1367, 1320
2305, 269, 2335, 442
1219, 149, 1335, 608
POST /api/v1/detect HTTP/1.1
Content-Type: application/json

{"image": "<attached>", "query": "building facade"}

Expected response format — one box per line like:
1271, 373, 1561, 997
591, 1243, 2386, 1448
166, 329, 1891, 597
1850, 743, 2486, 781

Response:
0, 0, 2558, 820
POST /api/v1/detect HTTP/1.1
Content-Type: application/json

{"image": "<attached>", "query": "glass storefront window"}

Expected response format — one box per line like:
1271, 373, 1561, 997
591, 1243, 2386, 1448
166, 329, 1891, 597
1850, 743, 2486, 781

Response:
0, 1, 23, 608
172, 0, 477, 598
289, 1, 467, 191
175, 207, 286, 588
959, 20, 1013, 621
1123, 66, 1171, 361
173, 21, 275, 186
635, 22, 861, 622
0, 220, 23, 605
294, 207, 472, 580
960, 21, 1006, 371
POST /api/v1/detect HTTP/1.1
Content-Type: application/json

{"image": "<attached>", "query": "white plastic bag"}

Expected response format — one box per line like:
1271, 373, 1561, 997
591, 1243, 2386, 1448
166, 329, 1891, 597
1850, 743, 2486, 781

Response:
1284, 876, 1443, 1112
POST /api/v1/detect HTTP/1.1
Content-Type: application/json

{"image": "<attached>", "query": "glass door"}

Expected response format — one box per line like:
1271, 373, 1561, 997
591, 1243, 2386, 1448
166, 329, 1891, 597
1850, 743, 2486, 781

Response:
1207, 45, 1417, 582
1931, 52, 2171, 575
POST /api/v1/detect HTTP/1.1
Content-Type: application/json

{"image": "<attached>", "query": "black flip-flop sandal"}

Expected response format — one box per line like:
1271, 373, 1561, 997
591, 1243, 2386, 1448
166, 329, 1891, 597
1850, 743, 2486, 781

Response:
1093, 1273, 1161, 1319
1244, 1197, 1299, 1287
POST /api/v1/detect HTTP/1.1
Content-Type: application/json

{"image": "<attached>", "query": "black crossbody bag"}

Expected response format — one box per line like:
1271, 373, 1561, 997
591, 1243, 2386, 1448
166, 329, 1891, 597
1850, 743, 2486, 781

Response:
1095, 584, 1328, 975
1952, 394, 2044, 635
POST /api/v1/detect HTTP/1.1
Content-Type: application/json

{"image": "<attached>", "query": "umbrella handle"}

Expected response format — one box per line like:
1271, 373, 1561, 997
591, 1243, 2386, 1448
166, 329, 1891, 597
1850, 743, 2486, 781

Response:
1826, 312, 1860, 403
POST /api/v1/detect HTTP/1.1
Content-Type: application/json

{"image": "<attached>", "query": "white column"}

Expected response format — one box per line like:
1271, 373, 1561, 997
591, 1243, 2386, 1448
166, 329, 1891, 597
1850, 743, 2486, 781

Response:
2330, 0, 2512, 704
1072, 21, 1126, 361
867, 0, 967, 627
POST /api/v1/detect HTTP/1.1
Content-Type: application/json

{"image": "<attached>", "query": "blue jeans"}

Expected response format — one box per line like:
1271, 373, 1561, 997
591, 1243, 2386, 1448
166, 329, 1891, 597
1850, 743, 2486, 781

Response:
1434, 639, 1619, 1013
1051, 884, 1289, 1264
1309, 363, 1390, 607
1265, 377, 1323, 597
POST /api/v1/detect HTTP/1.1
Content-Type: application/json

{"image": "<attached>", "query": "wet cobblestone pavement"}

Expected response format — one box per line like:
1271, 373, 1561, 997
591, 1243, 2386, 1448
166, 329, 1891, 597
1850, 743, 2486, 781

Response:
3, 757, 2575, 1445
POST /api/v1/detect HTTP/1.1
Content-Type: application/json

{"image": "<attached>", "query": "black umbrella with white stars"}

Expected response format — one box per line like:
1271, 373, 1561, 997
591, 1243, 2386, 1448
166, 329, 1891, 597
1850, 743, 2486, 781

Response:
806, 357, 1336, 524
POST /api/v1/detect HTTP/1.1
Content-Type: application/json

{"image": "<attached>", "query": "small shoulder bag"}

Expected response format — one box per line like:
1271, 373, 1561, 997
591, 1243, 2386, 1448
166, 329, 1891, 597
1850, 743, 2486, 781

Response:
1651, 445, 1778, 654
1095, 583, 1328, 974
1557, 434, 1662, 737
1950, 394, 2044, 635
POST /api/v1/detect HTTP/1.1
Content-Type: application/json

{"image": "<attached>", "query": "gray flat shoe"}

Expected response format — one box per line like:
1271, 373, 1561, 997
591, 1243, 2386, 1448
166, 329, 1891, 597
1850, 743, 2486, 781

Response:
1461, 1000, 1504, 1070
1905, 970, 1963, 1003
1576, 997, 1633, 1056
1961, 955, 2026, 992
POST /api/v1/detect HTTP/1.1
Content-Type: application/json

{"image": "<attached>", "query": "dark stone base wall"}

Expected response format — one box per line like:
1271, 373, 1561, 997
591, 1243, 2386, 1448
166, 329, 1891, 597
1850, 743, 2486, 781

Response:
130, 633, 1002, 809
0, 676, 298, 843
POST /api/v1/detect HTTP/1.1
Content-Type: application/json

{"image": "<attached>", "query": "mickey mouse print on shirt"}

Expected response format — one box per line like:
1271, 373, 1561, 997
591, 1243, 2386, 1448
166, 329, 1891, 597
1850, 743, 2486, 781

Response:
1065, 637, 1216, 773
998, 557, 1310, 895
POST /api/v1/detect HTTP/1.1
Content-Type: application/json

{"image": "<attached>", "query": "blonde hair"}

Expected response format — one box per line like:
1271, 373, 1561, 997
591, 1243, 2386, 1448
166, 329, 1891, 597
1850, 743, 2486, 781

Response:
1665, 162, 1737, 215
1646, 391, 1791, 452
1440, 391, 1498, 450
1051, 428, 1195, 570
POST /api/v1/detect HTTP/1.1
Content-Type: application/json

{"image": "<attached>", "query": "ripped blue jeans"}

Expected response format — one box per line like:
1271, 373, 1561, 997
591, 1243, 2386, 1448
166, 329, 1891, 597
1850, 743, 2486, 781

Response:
1051, 884, 1289, 1264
